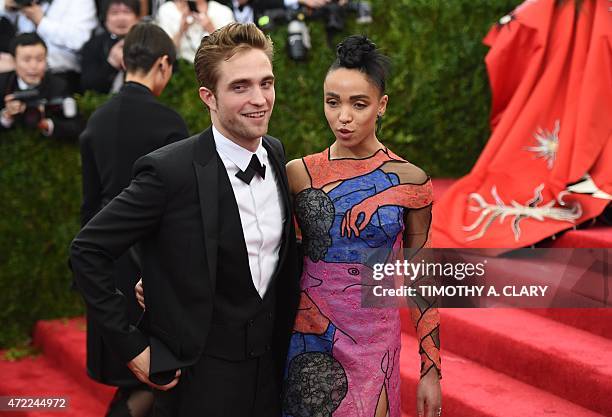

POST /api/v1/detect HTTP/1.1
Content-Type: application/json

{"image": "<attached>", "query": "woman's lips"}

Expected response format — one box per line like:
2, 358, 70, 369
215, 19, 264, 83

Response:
337, 127, 354, 139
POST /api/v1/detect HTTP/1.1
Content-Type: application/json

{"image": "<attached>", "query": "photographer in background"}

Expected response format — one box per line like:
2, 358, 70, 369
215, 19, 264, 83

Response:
80, 0, 140, 93
2, 0, 98, 93
0, 32, 82, 140
156, 0, 234, 62
219, 0, 336, 24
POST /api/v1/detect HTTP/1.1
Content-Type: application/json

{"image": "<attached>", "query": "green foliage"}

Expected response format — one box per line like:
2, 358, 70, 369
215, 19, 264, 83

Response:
0, 130, 84, 347
0, 0, 518, 347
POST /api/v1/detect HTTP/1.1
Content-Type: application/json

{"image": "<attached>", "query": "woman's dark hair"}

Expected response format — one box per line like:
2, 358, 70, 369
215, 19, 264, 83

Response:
9, 32, 47, 57
328, 35, 391, 95
102, 0, 141, 20
123, 22, 176, 74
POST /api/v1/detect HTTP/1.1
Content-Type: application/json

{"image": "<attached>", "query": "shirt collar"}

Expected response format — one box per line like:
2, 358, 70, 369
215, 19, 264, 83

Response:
17, 76, 39, 91
212, 125, 266, 172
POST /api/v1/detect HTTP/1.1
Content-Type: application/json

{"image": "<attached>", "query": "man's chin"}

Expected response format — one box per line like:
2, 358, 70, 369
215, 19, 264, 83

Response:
244, 123, 269, 139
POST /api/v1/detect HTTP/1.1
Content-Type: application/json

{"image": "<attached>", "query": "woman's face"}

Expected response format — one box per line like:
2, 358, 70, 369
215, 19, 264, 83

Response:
105, 3, 139, 36
323, 67, 388, 151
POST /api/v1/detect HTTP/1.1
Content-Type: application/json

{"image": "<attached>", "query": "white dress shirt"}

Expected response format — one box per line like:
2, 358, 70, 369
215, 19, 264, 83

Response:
157, 1, 234, 62
6, 0, 97, 73
212, 126, 285, 298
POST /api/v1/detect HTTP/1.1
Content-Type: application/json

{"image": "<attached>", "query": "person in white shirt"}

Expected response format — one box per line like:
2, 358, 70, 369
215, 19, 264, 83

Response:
220, 0, 333, 24
156, 0, 233, 62
2, 0, 98, 92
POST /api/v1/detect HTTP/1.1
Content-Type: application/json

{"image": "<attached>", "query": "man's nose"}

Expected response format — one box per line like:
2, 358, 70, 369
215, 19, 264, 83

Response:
250, 87, 267, 106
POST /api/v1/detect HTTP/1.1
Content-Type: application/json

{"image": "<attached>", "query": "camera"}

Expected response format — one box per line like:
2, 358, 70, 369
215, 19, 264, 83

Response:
10, 89, 77, 128
258, 0, 372, 61
287, 14, 310, 61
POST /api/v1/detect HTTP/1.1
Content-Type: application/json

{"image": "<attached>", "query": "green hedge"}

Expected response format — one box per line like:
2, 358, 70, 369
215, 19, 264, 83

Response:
0, 0, 518, 348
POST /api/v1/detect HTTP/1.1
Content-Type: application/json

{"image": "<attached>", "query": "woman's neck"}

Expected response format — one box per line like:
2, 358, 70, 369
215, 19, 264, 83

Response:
331, 137, 384, 159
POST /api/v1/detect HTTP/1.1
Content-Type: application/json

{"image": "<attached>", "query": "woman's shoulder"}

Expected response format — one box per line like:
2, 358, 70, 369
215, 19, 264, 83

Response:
382, 149, 429, 184
286, 158, 312, 195
300, 147, 329, 165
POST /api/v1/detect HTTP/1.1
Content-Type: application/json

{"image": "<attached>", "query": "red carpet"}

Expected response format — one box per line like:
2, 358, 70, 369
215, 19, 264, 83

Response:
0, 179, 609, 416
0, 318, 114, 417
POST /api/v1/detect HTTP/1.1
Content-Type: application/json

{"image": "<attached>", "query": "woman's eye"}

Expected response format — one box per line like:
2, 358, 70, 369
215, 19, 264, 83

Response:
354, 102, 367, 109
326, 100, 338, 106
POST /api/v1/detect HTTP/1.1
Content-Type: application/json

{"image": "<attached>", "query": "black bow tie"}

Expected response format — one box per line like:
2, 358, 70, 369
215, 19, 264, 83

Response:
236, 154, 266, 184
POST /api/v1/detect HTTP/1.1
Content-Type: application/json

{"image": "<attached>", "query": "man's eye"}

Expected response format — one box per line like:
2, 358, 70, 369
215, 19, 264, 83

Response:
233, 85, 246, 92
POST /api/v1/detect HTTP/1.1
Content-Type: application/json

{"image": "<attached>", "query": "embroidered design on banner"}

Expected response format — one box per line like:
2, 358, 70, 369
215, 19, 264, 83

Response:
525, 119, 560, 169
464, 184, 582, 241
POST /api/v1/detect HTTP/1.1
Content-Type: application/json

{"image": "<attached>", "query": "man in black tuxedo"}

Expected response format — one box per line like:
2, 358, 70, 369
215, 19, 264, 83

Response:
78, 22, 188, 417
71, 22, 299, 416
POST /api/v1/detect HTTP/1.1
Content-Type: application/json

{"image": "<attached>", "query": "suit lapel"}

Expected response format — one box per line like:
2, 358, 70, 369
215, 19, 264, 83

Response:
193, 128, 220, 294
194, 132, 291, 295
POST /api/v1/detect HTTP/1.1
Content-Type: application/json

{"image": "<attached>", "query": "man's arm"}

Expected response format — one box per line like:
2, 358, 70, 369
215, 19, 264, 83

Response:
70, 157, 166, 364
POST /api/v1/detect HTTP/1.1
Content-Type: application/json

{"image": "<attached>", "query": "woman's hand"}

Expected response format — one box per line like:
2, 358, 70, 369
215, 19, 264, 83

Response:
416, 369, 442, 417
135, 278, 145, 310
341, 197, 378, 237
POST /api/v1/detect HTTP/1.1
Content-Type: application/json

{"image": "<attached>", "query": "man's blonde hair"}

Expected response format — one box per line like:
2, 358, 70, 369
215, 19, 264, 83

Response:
194, 23, 274, 93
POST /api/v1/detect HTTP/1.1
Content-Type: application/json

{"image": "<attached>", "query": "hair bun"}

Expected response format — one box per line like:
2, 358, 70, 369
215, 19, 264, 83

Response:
336, 35, 376, 68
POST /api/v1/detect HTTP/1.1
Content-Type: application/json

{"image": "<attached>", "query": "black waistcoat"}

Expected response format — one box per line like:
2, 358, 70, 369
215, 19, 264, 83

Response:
203, 155, 278, 361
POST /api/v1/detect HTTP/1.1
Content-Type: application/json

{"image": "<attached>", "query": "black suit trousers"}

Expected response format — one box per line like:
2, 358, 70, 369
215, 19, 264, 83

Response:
153, 351, 280, 417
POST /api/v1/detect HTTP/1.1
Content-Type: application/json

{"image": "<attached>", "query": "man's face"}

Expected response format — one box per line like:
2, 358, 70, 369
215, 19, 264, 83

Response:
14, 43, 47, 86
200, 48, 275, 147
105, 3, 139, 36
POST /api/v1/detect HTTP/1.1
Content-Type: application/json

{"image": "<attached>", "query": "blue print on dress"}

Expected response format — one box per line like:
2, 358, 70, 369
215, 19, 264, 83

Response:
324, 170, 403, 265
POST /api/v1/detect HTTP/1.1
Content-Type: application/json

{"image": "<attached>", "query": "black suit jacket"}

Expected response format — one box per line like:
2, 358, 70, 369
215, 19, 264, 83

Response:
79, 81, 189, 225
70, 128, 300, 383
0, 70, 83, 140
78, 81, 189, 385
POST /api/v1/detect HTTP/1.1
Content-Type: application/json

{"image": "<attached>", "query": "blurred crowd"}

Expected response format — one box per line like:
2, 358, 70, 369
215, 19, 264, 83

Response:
0, 0, 339, 139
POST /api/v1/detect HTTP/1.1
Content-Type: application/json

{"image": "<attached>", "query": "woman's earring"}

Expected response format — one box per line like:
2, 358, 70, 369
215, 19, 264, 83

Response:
376, 113, 383, 136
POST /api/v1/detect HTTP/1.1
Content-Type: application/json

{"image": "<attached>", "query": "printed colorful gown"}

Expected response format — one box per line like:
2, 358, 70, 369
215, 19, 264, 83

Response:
282, 148, 441, 417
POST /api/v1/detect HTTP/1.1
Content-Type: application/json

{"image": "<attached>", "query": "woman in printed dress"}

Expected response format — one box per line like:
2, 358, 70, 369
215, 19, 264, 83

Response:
282, 35, 442, 417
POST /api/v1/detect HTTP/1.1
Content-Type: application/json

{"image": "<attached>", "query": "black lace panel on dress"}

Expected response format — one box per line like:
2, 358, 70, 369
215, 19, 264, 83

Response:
294, 188, 335, 262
